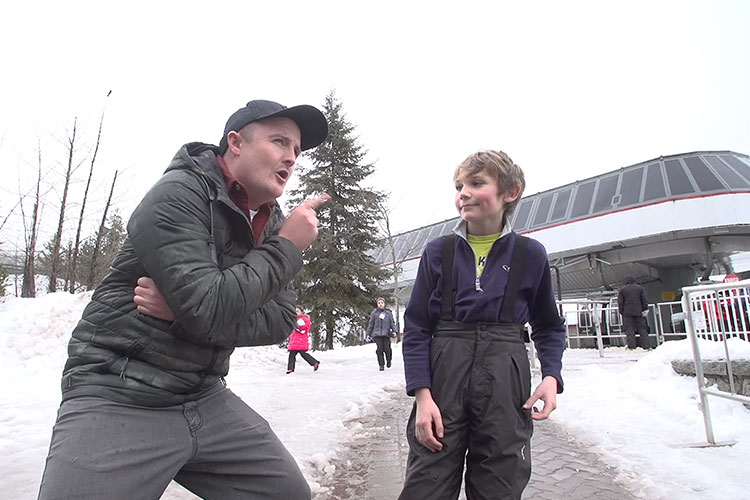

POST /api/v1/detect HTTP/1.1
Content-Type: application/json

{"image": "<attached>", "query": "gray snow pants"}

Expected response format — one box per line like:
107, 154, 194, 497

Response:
623, 314, 650, 349
37, 383, 310, 500
399, 321, 533, 500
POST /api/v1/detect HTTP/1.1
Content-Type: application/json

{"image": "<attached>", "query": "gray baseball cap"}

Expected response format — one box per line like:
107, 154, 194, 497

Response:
219, 100, 328, 154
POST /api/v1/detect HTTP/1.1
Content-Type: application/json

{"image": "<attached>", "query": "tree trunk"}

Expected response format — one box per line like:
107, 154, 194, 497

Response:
311, 319, 321, 351
69, 96, 108, 293
63, 240, 73, 292
86, 170, 118, 290
325, 311, 335, 350
378, 203, 404, 332
49, 118, 78, 293
21, 146, 43, 298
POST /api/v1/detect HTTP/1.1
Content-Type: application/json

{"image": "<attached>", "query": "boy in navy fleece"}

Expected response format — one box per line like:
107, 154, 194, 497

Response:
399, 150, 566, 500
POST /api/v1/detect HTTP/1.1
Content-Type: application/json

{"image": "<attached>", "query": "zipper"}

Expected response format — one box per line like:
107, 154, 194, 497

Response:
472, 246, 484, 292
119, 357, 130, 380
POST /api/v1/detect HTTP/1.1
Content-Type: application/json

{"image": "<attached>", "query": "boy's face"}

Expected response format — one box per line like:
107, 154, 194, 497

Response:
454, 169, 520, 234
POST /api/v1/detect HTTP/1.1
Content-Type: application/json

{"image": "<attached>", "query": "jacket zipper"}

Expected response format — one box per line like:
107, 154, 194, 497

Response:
471, 246, 484, 292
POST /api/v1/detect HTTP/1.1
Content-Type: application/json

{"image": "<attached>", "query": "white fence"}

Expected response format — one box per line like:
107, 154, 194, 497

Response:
558, 299, 665, 357
558, 286, 749, 357
681, 279, 750, 446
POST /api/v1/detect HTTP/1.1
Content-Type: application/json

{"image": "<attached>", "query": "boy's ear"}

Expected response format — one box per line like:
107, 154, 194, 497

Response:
503, 184, 522, 203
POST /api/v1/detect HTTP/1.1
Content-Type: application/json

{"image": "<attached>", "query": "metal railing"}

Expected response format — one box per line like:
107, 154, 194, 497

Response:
557, 299, 662, 357
682, 279, 750, 446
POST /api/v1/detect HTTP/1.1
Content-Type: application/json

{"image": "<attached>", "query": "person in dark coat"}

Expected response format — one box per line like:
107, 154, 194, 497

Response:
37, 100, 329, 500
366, 297, 398, 370
617, 274, 651, 349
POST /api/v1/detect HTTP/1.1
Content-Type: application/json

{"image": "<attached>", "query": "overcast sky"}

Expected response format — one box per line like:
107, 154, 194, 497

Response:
1, 0, 749, 247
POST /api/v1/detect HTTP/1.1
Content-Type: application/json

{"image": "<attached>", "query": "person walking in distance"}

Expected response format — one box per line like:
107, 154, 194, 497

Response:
37, 99, 329, 500
287, 306, 320, 374
367, 297, 399, 371
399, 150, 566, 500
617, 274, 651, 349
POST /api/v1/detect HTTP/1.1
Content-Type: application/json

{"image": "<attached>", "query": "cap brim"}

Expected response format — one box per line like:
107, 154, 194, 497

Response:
271, 105, 328, 151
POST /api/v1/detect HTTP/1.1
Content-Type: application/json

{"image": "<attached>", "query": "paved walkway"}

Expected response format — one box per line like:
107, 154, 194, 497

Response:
320, 387, 640, 500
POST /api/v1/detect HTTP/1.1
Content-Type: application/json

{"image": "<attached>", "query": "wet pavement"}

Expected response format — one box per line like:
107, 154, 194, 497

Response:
320, 387, 641, 500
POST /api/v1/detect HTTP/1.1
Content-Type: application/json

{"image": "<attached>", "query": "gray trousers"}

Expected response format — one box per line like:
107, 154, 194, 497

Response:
37, 384, 310, 500
623, 315, 650, 349
399, 323, 533, 500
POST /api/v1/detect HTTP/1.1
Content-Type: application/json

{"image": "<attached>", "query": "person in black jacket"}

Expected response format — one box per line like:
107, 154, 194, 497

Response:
366, 297, 399, 370
37, 100, 329, 500
617, 275, 651, 349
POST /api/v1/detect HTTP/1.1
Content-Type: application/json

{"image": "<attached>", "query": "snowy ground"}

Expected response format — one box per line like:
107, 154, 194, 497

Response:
1, 292, 749, 499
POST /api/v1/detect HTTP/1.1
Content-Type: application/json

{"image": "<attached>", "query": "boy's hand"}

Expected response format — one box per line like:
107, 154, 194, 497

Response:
414, 388, 444, 452
523, 376, 558, 421
134, 277, 175, 322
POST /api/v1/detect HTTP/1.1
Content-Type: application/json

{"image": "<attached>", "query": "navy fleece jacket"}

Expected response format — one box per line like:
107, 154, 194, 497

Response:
402, 224, 566, 396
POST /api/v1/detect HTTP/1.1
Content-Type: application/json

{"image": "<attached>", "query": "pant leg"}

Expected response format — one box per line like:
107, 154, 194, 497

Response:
636, 316, 651, 348
374, 337, 387, 367
398, 336, 475, 500
173, 386, 310, 500
299, 350, 319, 366
38, 396, 193, 500
465, 340, 532, 500
384, 337, 393, 364
622, 315, 637, 348
288, 351, 297, 371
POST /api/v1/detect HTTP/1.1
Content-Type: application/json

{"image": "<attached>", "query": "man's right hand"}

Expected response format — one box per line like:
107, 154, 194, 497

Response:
279, 194, 330, 252
414, 388, 444, 452
134, 277, 175, 322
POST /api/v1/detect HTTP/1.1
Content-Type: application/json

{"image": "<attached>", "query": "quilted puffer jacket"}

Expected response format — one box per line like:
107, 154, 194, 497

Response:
61, 142, 302, 406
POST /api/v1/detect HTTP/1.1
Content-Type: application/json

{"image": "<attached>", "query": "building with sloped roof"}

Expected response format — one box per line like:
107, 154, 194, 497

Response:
373, 151, 750, 307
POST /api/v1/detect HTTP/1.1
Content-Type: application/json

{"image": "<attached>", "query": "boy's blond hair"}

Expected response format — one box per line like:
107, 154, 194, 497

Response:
454, 150, 526, 226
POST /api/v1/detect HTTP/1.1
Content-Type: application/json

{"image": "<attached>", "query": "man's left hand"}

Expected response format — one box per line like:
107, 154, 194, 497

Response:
522, 375, 558, 420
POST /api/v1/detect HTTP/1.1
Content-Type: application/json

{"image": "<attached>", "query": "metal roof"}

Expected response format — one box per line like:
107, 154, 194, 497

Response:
373, 151, 750, 299
374, 151, 750, 264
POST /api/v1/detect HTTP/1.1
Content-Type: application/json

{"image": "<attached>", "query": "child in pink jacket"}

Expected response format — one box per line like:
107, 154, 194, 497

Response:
287, 306, 320, 374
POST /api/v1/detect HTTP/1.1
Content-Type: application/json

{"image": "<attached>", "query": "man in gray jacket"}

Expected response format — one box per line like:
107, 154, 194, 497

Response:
367, 297, 399, 371
38, 100, 328, 500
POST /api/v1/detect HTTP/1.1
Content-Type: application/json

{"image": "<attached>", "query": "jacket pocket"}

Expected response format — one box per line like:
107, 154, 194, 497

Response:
429, 337, 449, 372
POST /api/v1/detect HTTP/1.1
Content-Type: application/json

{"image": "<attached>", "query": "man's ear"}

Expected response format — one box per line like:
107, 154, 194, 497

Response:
503, 184, 522, 203
226, 131, 242, 155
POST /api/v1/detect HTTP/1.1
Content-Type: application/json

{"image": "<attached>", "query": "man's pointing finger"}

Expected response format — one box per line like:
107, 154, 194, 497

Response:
304, 194, 330, 211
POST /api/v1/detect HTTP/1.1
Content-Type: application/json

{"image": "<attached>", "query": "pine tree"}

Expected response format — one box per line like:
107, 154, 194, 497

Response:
287, 91, 390, 350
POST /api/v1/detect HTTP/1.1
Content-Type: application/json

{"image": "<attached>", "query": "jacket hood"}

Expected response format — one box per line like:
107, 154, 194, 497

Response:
163, 143, 233, 208
165, 142, 220, 174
